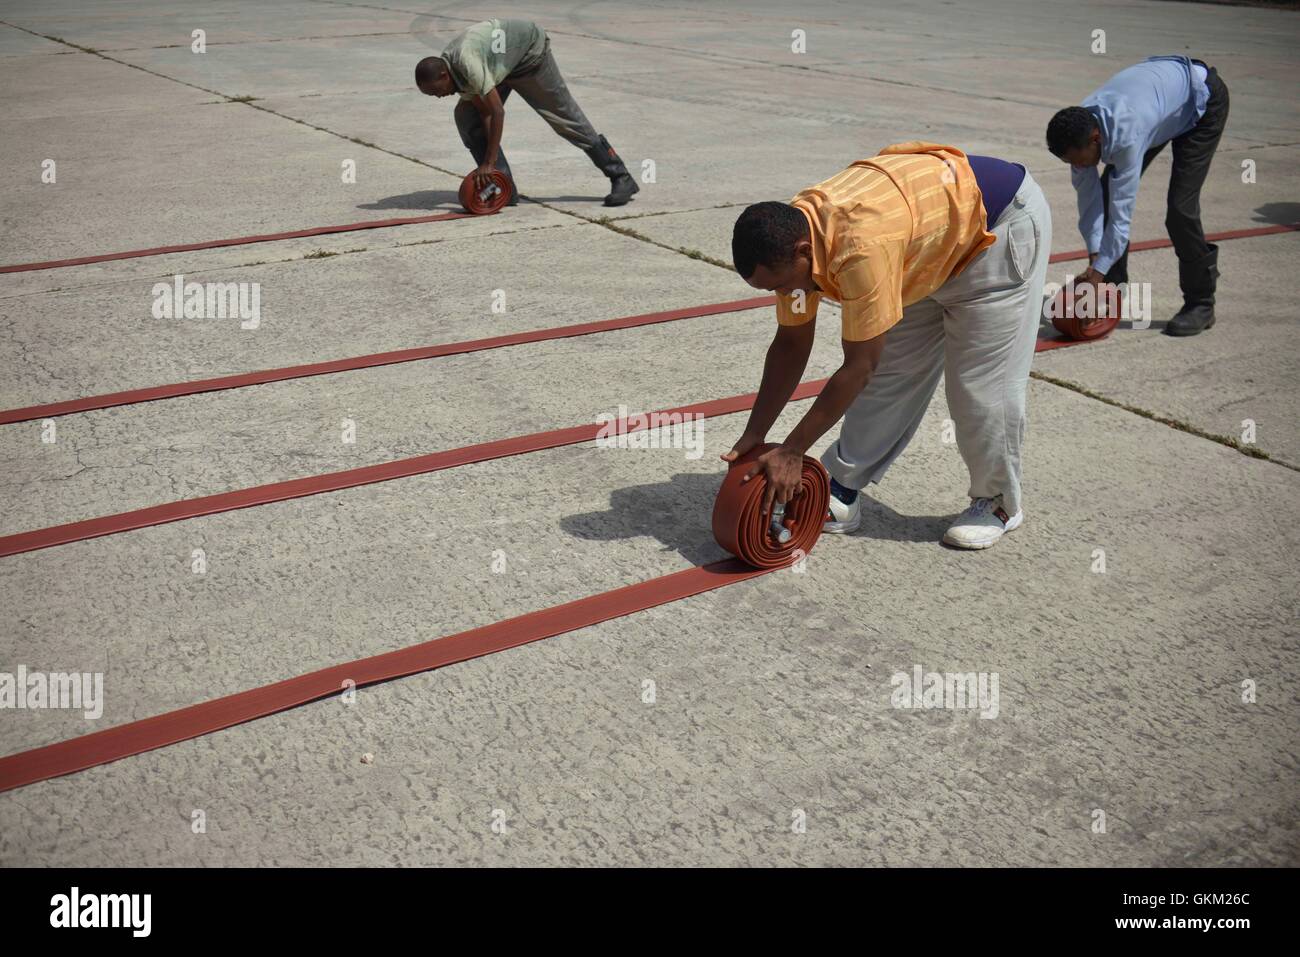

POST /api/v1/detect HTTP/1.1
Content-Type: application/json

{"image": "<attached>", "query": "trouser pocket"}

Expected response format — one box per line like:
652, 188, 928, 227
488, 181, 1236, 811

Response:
1005, 211, 1037, 284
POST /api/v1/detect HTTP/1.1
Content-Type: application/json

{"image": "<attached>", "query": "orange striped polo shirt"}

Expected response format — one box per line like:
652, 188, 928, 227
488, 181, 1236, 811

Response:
777, 142, 996, 341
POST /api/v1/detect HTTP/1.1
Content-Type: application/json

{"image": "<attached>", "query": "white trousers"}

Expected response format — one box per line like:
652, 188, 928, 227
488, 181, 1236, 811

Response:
821, 171, 1052, 516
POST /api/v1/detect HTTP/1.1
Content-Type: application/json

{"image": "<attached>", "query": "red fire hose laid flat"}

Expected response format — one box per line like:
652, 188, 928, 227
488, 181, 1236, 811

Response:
0, 211, 478, 274
0, 204, 1288, 276
2, 223, 1292, 428
0, 297, 776, 426
0, 380, 828, 559
0, 452, 823, 793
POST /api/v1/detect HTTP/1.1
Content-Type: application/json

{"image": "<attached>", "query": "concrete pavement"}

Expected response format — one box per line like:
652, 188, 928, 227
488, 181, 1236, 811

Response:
0, 0, 1296, 866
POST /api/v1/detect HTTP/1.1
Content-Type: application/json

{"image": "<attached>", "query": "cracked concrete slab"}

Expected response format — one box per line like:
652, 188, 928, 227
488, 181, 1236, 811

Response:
0, 219, 730, 407
0, 56, 497, 266
0, 22, 70, 57
1033, 231, 1300, 467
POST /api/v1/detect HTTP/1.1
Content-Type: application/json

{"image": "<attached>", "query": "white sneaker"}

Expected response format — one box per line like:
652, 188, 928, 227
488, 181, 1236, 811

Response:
942, 497, 1023, 550
823, 489, 861, 534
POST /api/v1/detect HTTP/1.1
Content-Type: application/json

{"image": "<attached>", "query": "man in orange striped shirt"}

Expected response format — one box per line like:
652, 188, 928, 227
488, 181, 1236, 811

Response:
724, 142, 1051, 549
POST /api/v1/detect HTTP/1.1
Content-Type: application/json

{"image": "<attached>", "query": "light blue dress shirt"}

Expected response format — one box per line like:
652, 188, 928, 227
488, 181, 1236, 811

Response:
1073, 56, 1211, 273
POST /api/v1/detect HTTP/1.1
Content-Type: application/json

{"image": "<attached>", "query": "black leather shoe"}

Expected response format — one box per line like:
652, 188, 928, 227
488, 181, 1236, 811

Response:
603, 172, 640, 207
1164, 302, 1216, 336
1166, 247, 1219, 336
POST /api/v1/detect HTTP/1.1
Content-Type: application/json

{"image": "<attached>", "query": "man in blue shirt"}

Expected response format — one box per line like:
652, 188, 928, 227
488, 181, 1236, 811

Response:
1046, 56, 1230, 336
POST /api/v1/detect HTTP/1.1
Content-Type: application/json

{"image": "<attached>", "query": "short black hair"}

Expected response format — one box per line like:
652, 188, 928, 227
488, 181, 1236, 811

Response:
732, 202, 808, 279
1046, 107, 1099, 158
415, 56, 449, 89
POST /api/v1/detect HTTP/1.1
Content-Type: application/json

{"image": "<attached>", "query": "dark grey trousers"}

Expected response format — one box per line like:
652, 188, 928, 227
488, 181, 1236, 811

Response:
1101, 64, 1230, 291
454, 40, 600, 182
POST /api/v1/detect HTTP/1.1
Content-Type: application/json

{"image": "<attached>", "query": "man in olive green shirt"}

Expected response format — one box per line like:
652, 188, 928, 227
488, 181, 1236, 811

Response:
416, 19, 639, 207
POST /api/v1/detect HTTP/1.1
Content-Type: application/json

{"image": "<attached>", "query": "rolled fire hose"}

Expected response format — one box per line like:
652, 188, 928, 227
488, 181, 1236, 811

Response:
1049, 283, 1123, 341
712, 444, 830, 568
458, 170, 513, 215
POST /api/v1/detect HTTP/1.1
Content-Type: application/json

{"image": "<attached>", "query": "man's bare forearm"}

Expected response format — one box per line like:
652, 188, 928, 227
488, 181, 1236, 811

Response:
740, 334, 811, 442
485, 109, 504, 165
782, 361, 873, 455
474, 94, 505, 166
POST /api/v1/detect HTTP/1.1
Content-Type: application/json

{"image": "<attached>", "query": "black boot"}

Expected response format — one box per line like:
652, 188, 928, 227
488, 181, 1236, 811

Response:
1165, 245, 1218, 336
584, 134, 639, 207
469, 144, 518, 206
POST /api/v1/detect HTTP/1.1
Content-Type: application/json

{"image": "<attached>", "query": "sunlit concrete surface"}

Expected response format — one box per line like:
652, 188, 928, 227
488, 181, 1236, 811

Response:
1, 0, 1296, 866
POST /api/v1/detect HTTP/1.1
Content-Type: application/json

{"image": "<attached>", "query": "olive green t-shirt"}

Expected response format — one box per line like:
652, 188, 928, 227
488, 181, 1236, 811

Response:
441, 19, 547, 100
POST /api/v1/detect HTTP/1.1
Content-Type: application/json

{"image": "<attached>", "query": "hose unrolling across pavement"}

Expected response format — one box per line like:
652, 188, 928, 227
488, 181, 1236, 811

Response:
2, 223, 1293, 425
0, 442, 825, 793
1, 221, 1296, 792
0, 296, 776, 426
0, 333, 1088, 788
0, 559, 775, 793
0, 211, 1288, 276
0, 380, 827, 559
0, 211, 480, 274
0, 313, 1115, 561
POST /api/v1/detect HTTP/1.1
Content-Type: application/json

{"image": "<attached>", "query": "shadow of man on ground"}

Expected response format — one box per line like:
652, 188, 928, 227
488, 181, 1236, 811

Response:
1252, 202, 1300, 226
561, 471, 722, 566
561, 469, 952, 563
